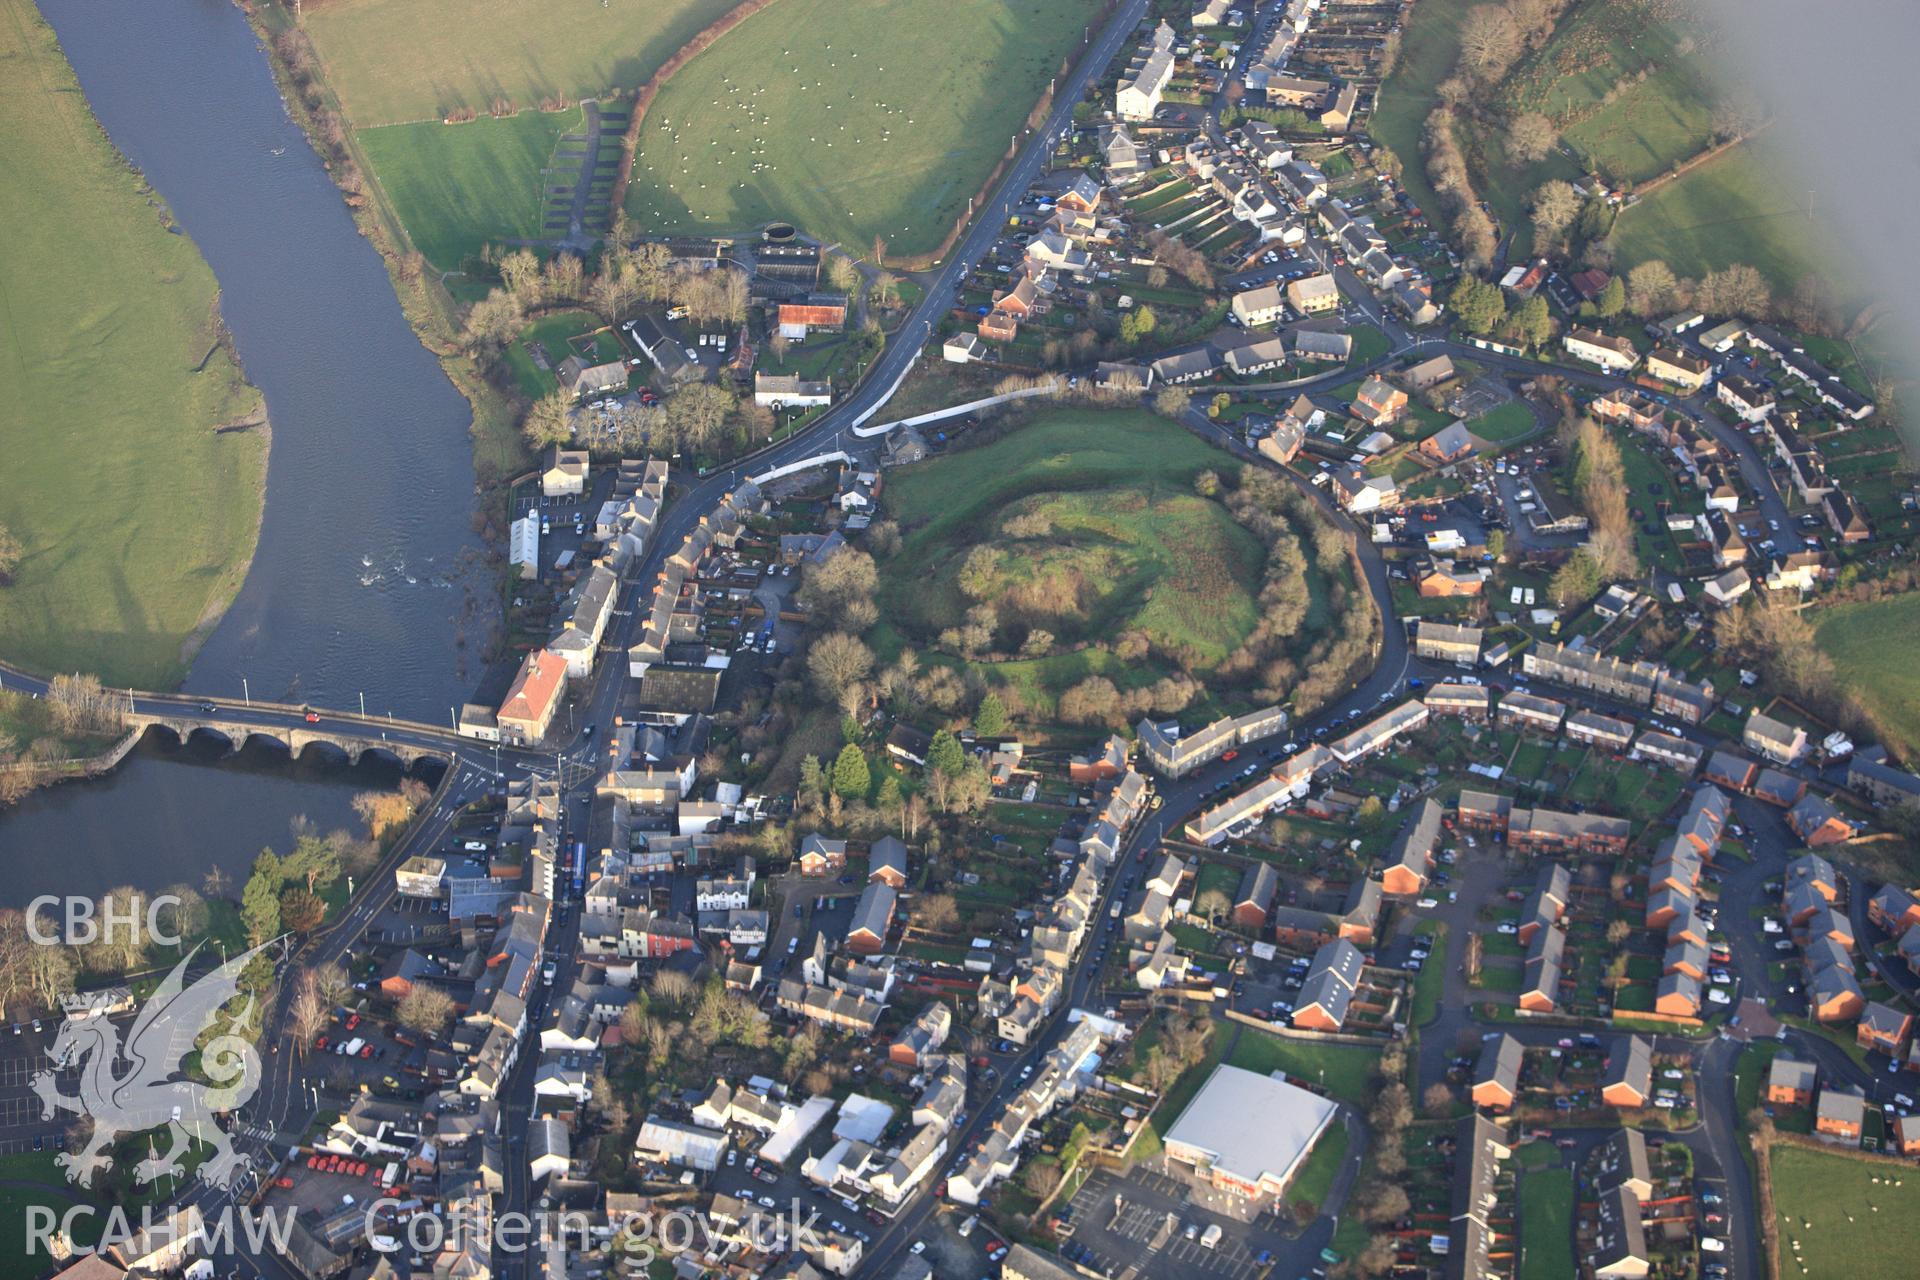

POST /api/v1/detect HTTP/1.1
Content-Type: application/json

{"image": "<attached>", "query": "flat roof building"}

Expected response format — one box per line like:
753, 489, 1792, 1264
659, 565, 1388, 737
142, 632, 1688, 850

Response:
1162, 1063, 1338, 1201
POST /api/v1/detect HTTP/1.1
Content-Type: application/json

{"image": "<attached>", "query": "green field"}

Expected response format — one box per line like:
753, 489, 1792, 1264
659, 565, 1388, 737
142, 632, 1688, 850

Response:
1767, 1143, 1920, 1280
878, 410, 1266, 692
0, 0, 265, 687
623, 0, 1100, 257
1224, 1029, 1379, 1107
357, 109, 578, 271
1815, 593, 1920, 762
1468, 402, 1537, 444
1609, 141, 1835, 300
1517, 1167, 1574, 1280
501, 310, 628, 400
1369, 0, 1472, 220
302, 0, 737, 125
1287, 1114, 1351, 1207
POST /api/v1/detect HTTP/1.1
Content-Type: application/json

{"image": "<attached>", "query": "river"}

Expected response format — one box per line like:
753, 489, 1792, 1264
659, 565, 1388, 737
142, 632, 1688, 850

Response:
38, 0, 485, 721
6, 0, 485, 905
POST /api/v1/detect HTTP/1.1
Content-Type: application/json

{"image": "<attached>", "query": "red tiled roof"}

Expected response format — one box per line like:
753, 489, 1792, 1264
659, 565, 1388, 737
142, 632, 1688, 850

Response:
500, 649, 566, 725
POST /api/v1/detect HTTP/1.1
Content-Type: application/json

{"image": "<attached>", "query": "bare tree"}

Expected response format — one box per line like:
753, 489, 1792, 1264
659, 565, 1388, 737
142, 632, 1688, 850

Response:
1457, 5, 1522, 82
1528, 179, 1580, 243
521, 391, 573, 449
1506, 112, 1557, 165
396, 984, 455, 1037
289, 969, 328, 1055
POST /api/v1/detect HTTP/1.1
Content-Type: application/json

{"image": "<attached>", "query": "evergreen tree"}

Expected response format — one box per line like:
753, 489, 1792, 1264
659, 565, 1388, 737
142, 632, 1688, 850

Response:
831, 743, 871, 800
974, 693, 1008, 739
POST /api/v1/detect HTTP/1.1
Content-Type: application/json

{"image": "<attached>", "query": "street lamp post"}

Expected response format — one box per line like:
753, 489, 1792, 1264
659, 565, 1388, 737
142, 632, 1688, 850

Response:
241, 676, 250, 707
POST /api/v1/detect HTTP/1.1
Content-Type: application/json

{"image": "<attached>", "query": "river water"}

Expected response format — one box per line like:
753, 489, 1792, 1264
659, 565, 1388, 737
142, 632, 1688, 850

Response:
6, 0, 487, 905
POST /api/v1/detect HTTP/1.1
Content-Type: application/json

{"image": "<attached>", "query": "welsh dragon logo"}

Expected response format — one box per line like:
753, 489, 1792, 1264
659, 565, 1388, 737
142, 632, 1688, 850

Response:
33, 944, 268, 1189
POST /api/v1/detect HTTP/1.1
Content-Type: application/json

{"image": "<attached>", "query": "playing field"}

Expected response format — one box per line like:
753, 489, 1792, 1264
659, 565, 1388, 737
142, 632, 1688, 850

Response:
0, 0, 265, 687
1768, 1142, 1920, 1280
300, 0, 737, 125
1815, 592, 1920, 762
357, 108, 577, 272
623, 0, 1100, 257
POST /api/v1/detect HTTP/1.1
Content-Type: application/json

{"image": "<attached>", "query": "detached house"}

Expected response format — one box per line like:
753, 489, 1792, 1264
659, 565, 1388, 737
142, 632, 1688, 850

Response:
1563, 328, 1640, 372
1350, 376, 1408, 428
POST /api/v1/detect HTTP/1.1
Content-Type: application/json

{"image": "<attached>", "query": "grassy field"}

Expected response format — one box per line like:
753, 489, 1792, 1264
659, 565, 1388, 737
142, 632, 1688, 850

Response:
0, 0, 265, 687
1609, 140, 1835, 299
1368, 0, 1472, 220
623, 0, 1100, 257
1517, 1167, 1573, 1280
1767, 1143, 1920, 1280
301, 0, 737, 125
356, 108, 577, 271
500, 310, 627, 400
1468, 402, 1537, 444
877, 410, 1265, 698
1815, 593, 1920, 762
1224, 1028, 1379, 1107
1286, 1114, 1350, 1206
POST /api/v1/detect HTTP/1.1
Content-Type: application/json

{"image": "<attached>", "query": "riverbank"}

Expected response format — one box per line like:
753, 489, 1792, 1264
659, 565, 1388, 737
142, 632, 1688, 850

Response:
239, 0, 526, 488
0, 0, 267, 689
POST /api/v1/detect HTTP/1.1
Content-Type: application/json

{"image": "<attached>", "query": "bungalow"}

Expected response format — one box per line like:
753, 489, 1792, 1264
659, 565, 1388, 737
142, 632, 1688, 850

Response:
1786, 794, 1857, 848
1471, 1033, 1524, 1111
1292, 328, 1352, 362
1225, 335, 1290, 377
1859, 1002, 1912, 1055
1601, 1035, 1654, 1108
1350, 376, 1408, 428
557, 355, 629, 401
1231, 282, 1288, 327
1563, 327, 1640, 372
1151, 346, 1221, 385
1645, 347, 1711, 392
885, 723, 933, 768
1286, 273, 1340, 314
1767, 1057, 1818, 1107
1094, 359, 1153, 392
754, 373, 832, 409
1519, 926, 1565, 1012
1815, 1088, 1865, 1142
1418, 420, 1476, 465
1402, 354, 1456, 390
1413, 620, 1482, 666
